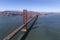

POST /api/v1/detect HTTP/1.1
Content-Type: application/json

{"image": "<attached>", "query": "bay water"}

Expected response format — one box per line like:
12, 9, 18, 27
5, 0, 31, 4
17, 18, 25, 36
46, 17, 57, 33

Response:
0, 14, 60, 40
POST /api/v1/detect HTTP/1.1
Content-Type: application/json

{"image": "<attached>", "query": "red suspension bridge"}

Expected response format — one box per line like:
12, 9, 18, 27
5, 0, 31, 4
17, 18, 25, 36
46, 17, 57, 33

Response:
3, 10, 39, 40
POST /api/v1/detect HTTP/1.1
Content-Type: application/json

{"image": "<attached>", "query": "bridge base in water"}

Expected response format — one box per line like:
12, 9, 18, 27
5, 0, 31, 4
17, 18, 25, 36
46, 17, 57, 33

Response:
21, 29, 27, 32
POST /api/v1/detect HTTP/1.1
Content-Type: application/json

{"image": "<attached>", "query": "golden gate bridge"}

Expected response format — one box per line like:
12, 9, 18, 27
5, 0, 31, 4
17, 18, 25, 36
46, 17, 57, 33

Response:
3, 9, 39, 40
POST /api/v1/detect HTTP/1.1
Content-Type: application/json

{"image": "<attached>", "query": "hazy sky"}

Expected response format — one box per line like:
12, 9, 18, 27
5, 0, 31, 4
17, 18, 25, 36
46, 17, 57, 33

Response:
0, 0, 60, 12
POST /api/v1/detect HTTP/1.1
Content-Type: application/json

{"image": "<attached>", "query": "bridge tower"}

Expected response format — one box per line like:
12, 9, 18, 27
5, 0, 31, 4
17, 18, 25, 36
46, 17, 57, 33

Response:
22, 9, 27, 32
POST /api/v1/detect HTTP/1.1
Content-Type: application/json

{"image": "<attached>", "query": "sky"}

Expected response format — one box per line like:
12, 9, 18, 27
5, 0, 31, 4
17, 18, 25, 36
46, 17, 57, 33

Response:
0, 0, 60, 12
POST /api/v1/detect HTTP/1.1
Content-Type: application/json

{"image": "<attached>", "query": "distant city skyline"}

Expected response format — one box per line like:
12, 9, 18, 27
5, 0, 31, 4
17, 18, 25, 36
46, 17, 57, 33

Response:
0, 0, 60, 12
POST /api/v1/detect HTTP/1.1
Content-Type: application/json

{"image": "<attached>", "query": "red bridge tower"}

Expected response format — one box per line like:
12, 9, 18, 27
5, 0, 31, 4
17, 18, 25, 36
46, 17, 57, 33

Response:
22, 10, 27, 32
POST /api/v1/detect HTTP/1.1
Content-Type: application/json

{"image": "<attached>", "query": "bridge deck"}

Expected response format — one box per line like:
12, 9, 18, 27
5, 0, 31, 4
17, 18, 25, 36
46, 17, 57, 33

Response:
3, 15, 38, 40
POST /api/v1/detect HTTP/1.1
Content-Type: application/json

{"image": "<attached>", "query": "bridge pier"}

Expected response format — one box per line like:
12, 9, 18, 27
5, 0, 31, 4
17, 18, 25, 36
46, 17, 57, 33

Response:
21, 10, 27, 32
